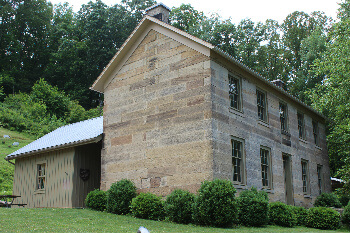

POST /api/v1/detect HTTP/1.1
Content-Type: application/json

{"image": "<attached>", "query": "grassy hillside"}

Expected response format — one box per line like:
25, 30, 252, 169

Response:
0, 208, 348, 233
0, 127, 35, 194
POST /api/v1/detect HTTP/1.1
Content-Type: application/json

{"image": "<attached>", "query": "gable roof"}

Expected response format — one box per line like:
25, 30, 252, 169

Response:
90, 14, 325, 120
5, 116, 103, 161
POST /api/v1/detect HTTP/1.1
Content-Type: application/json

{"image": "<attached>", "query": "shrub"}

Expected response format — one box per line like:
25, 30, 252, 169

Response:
314, 192, 342, 208
342, 201, 350, 226
237, 187, 269, 227
268, 202, 296, 227
85, 189, 107, 211
339, 193, 350, 207
192, 179, 237, 227
306, 207, 340, 230
107, 179, 137, 215
165, 189, 195, 224
131, 192, 164, 220
290, 206, 308, 226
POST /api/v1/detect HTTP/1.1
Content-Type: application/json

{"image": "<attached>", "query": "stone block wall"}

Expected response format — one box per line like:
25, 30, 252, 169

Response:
102, 29, 213, 196
209, 54, 331, 207
101, 28, 331, 205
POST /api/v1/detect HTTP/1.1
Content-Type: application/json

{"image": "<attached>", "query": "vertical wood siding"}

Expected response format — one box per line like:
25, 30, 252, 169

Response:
13, 148, 75, 208
12, 142, 101, 208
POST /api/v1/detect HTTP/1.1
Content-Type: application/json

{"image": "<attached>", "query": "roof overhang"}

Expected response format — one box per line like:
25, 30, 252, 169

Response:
5, 135, 102, 161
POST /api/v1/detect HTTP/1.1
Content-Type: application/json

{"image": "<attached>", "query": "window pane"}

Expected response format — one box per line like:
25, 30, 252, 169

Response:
313, 121, 318, 145
229, 76, 240, 110
37, 163, 46, 190
257, 91, 266, 121
279, 103, 287, 131
232, 140, 243, 183
260, 148, 270, 188
317, 166, 322, 194
301, 161, 308, 193
298, 113, 304, 138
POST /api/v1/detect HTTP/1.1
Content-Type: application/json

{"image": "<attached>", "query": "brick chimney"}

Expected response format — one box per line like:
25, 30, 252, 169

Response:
271, 79, 286, 90
145, 3, 171, 24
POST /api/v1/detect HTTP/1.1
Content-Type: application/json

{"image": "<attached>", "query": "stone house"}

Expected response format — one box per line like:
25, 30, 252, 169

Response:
7, 3, 330, 208
91, 3, 331, 207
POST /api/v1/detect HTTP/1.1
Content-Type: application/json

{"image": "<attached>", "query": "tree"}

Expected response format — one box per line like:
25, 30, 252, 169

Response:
290, 28, 327, 104
310, 16, 350, 179
170, 3, 204, 32
281, 11, 333, 98
255, 20, 285, 81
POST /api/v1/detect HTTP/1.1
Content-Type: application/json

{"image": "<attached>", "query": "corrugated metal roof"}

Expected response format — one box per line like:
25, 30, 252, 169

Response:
6, 116, 103, 160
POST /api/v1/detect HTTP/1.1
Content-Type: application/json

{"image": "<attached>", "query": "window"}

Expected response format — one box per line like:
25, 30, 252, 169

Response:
229, 75, 241, 111
317, 165, 323, 195
313, 121, 319, 145
232, 138, 244, 184
37, 163, 46, 190
279, 103, 288, 131
257, 90, 267, 121
301, 160, 309, 194
297, 113, 304, 139
260, 148, 271, 188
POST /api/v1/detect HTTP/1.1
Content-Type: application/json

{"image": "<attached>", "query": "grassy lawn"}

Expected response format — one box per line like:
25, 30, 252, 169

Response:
0, 208, 348, 233
0, 127, 36, 194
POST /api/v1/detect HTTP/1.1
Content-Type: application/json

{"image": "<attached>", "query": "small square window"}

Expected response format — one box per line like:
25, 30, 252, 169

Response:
257, 90, 267, 122
313, 121, 319, 145
232, 138, 245, 184
297, 113, 305, 139
229, 75, 241, 111
37, 163, 46, 190
301, 160, 309, 194
279, 103, 288, 131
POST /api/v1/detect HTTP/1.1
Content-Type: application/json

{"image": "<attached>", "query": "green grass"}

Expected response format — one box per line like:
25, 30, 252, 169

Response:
0, 208, 348, 233
0, 127, 36, 194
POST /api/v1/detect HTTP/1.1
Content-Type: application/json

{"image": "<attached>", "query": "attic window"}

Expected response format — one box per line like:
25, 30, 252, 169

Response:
153, 13, 163, 21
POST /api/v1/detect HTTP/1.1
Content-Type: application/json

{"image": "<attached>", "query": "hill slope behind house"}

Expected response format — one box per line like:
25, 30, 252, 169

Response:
0, 127, 35, 194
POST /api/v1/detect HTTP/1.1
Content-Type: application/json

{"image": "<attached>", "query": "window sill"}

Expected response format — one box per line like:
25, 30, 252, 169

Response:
261, 188, 274, 194
228, 107, 244, 117
281, 130, 291, 136
34, 189, 45, 195
299, 138, 307, 144
304, 194, 312, 198
258, 120, 270, 128
233, 184, 248, 190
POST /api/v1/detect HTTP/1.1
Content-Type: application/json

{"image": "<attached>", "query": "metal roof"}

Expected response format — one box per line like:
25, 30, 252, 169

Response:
6, 116, 103, 160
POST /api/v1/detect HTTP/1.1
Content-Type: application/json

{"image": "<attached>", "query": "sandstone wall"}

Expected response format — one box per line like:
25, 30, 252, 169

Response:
102, 28, 331, 204
210, 54, 331, 207
102, 29, 213, 196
